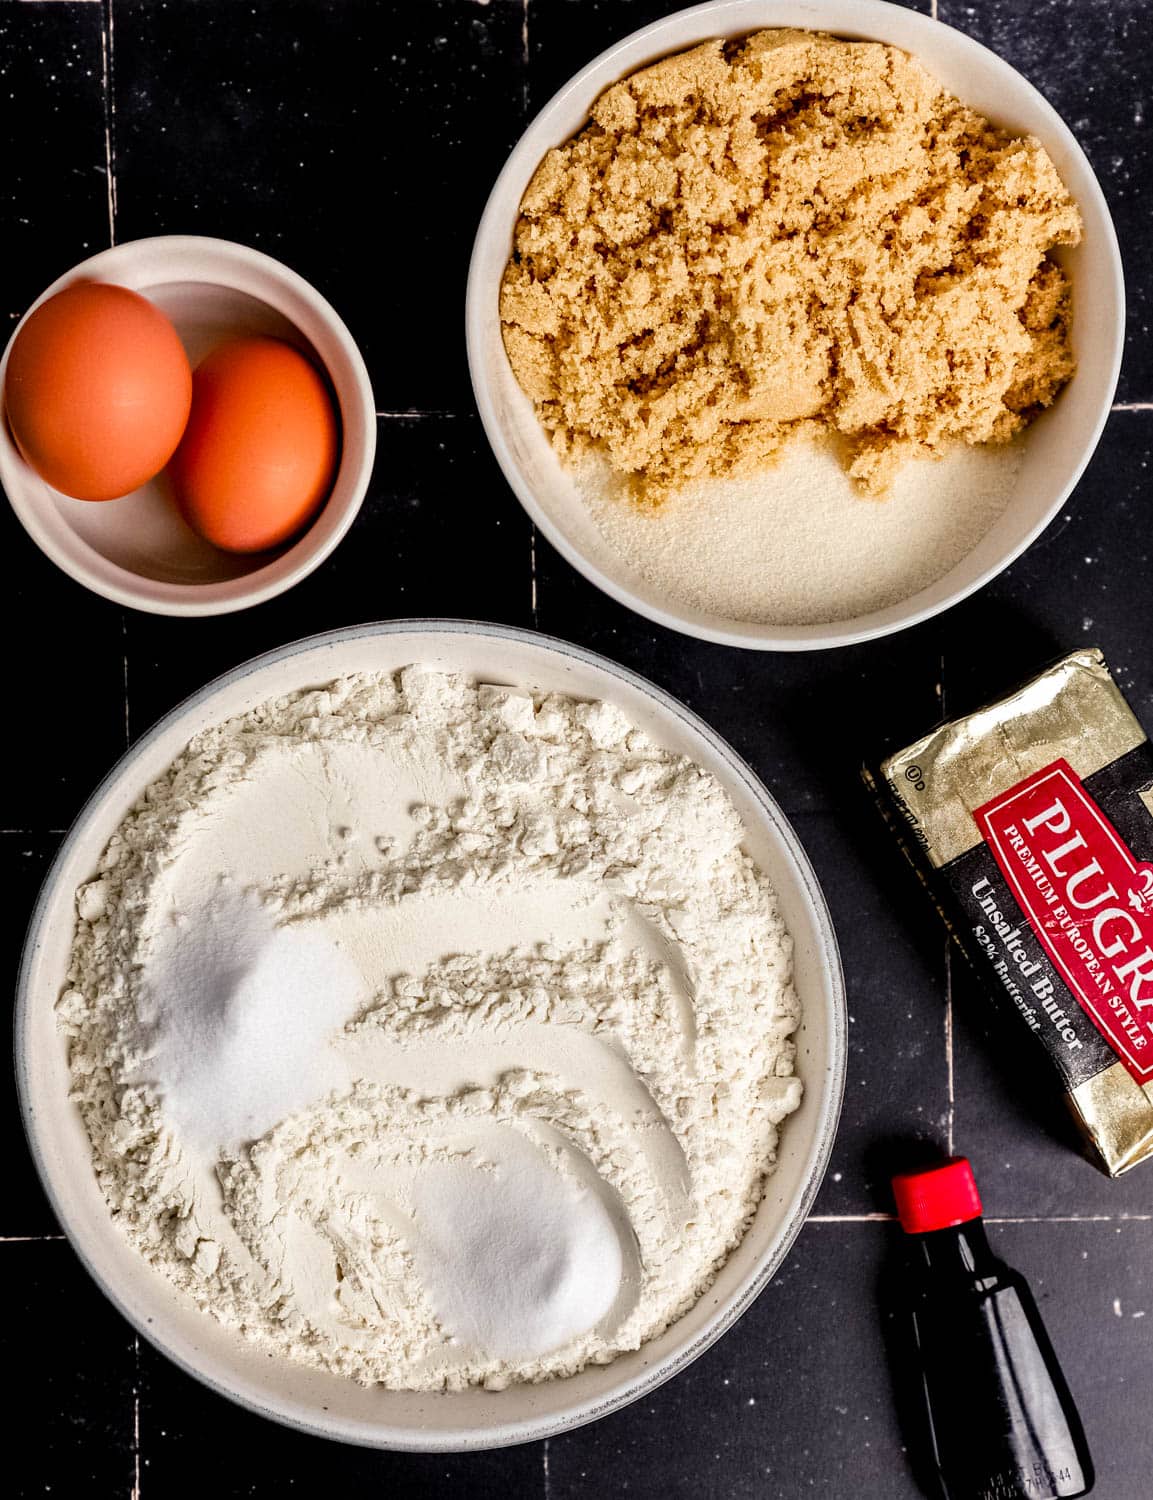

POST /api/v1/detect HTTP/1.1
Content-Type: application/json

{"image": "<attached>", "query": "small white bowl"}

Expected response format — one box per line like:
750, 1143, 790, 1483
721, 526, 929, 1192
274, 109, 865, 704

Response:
467, 0, 1125, 651
17, 620, 845, 1450
0, 236, 376, 616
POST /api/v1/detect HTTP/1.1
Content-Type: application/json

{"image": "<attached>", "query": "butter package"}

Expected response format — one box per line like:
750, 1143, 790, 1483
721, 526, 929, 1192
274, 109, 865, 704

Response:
866, 648, 1153, 1177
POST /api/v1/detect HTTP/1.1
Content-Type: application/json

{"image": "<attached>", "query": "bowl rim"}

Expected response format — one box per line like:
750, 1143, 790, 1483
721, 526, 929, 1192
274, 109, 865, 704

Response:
15, 617, 847, 1450
465, 0, 1126, 652
1, 234, 377, 617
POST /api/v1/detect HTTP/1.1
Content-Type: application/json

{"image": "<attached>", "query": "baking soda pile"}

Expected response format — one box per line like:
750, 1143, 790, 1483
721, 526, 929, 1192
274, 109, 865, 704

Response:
60, 667, 801, 1390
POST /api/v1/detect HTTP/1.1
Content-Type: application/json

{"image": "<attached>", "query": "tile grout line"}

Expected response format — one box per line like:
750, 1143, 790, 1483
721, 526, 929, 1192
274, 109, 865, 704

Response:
938, 650, 956, 1156
122, 615, 131, 748
809, 1214, 896, 1222
530, 1, 541, 1401
523, 0, 539, 653
375, 410, 459, 420
530, 527, 539, 626
543, 1435, 551, 1500
372, 403, 1152, 421
521, 0, 530, 119
944, 942, 955, 1156
100, 0, 117, 245
1, 829, 69, 835
988, 1214, 1153, 1224
529, 0, 542, 1385
130, 1334, 141, 1500
806, 1213, 1153, 1224
0, 1235, 68, 1243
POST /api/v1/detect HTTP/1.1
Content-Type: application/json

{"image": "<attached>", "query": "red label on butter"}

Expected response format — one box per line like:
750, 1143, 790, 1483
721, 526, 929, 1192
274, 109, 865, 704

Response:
975, 759, 1153, 1083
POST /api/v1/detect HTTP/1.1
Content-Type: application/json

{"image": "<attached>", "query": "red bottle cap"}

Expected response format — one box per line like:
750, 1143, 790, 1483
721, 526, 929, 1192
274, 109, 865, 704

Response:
892, 1157, 983, 1234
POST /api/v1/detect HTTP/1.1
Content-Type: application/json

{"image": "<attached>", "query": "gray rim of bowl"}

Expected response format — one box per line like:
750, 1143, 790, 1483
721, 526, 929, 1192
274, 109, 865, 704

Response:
15, 617, 847, 1451
465, 0, 1125, 652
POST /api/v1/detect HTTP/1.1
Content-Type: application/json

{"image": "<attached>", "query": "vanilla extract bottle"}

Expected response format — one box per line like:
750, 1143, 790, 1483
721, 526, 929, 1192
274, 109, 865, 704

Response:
892, 1158, 1094, 1500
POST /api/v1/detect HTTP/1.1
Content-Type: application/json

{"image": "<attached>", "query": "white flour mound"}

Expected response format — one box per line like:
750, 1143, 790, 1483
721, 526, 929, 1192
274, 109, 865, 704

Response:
60, 667, 801, 1391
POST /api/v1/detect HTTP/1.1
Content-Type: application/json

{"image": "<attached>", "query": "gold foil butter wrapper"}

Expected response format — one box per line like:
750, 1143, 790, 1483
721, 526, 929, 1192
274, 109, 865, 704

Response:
866, 648, 1153, 1177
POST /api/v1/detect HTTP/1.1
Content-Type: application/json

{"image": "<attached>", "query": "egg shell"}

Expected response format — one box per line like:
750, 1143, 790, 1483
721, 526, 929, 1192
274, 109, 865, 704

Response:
4, 282, 193, 502
169, 337, 339, 554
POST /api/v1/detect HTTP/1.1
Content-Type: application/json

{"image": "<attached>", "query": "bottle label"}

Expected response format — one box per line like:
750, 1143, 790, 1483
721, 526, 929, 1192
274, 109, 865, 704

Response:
975, 757, 1153, 1083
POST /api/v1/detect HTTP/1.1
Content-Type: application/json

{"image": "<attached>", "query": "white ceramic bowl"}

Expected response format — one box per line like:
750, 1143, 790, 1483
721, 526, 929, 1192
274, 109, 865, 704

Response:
17, 620, 845, 1451
0, 236, 376, 616
467, 0, 1124, 651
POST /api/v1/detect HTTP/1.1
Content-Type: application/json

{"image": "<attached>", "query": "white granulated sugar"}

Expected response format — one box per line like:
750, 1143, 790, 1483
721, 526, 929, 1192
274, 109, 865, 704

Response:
410, 1131, 624, 1362
60, 667, 801, 1391
136, 890, 364, 1150
586, 436, 1022, 626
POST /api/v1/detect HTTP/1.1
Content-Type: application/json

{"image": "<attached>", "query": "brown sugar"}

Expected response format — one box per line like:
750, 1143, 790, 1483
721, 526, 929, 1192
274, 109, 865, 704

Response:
500, 30, 1082, 502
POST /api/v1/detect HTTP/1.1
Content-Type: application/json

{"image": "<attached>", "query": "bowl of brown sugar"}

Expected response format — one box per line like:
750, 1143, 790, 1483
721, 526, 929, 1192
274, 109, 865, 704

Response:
467, 0, 1123, 650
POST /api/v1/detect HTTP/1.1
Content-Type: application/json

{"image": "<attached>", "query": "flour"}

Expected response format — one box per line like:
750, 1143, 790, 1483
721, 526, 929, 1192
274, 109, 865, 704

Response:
60, 667, 801, 1390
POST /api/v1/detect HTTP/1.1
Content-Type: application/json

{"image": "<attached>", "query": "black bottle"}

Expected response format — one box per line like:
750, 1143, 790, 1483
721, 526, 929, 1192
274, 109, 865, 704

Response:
892, 1157, 1094, 1500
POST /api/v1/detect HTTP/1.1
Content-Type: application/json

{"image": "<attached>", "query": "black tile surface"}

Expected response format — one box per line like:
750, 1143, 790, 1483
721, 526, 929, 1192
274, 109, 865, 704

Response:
7, 1241, 137, 1498
1020, 1217, 1153, 1500
528, 0, 933, 116
0, 0, 109, 322
939, 408, 1153, 721
544, 1220, 1153, 1500
797, 809, 951, 1219
136, 1341, 544, 1499
3, 1, 1152, 1497
113, 0, 528, 413
0, 497, 127, 830
937, 0, 1152, 404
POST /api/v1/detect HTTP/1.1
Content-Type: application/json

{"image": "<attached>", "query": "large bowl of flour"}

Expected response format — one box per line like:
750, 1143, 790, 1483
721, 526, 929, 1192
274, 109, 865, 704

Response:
17, 621, 845, 1449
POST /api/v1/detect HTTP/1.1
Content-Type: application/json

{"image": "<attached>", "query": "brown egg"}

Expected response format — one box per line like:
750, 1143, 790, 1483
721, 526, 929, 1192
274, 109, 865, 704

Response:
169, 336, 339, 554
5, 282, 192, 501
